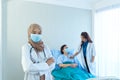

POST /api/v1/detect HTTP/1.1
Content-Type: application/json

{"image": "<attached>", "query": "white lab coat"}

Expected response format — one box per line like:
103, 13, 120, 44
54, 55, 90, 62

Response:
21, 43, 55, 80
76, 42, 96, 76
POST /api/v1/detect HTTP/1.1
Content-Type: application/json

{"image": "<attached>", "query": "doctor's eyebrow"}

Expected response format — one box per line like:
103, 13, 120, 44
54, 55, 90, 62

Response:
32, 30, 41, 34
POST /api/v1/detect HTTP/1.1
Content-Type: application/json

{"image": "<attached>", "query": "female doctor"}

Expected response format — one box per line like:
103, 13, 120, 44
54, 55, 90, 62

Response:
21, 24, 55, 80
71, 32, 96, 76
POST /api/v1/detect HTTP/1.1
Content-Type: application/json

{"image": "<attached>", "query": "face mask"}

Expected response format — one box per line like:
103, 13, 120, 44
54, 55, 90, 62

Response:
30, 34, 42, 43
65, 48, 71, 53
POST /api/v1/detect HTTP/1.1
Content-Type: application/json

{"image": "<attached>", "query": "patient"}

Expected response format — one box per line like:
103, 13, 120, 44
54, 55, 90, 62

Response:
57, 44, 79, 68
52, 44, 95, 80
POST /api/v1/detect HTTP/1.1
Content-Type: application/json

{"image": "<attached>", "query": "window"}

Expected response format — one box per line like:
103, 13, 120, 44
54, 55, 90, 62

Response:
94, 7, 120, 78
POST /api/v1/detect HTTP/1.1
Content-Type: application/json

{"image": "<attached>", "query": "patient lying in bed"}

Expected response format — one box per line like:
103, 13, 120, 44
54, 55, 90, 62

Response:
52, 44, 95, 80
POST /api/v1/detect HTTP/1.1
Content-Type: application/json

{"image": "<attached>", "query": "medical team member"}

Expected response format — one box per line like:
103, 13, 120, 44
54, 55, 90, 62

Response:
21, 24, 55, 80
71, 32, 96, 76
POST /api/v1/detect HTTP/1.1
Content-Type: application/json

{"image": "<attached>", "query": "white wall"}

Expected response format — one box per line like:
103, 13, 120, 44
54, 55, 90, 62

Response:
0, 0, 2, 80
6, 1, 92, 80
1, 0, 7, 80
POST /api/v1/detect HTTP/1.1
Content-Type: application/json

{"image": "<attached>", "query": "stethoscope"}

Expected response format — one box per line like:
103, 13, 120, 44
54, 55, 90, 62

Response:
29, 46, 47, 64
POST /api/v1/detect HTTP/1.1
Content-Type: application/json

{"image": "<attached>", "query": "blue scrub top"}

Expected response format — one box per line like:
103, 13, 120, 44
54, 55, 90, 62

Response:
57, 54, 76, 64
82, 41, 88, 57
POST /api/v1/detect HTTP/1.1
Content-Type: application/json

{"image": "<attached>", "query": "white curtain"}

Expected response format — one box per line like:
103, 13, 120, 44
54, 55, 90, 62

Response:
94, 7, 120, 78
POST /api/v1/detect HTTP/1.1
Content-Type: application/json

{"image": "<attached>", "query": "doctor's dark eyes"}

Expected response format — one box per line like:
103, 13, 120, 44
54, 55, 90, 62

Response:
32, 31, 41, 34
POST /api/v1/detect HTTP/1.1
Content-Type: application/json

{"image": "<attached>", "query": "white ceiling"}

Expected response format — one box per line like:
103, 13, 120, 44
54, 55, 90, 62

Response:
25, 0, 102, 9
18, 0, 120, 10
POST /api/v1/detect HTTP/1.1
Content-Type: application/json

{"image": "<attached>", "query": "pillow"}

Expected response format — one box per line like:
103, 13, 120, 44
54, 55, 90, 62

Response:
51, 49, 61, 63
51, 49, 75, 63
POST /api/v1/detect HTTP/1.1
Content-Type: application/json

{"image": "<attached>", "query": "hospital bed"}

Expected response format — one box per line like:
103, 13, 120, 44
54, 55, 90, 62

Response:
88, 77, 120, 80
51, 49, 120, 80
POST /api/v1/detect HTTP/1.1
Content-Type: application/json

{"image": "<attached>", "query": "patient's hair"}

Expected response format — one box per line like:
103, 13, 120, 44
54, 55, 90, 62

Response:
60, 44, 67, 54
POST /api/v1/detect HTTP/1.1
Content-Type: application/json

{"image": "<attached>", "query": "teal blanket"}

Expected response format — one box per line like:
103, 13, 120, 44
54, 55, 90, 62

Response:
52, 62, 95, 80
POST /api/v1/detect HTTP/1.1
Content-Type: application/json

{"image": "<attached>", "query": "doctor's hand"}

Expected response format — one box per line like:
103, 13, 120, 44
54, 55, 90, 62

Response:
71, 63, 78, 68
91, 56, 95, 63
46, 57, 54, 66
69, 55, 74, 59
70, 52, 79, 59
